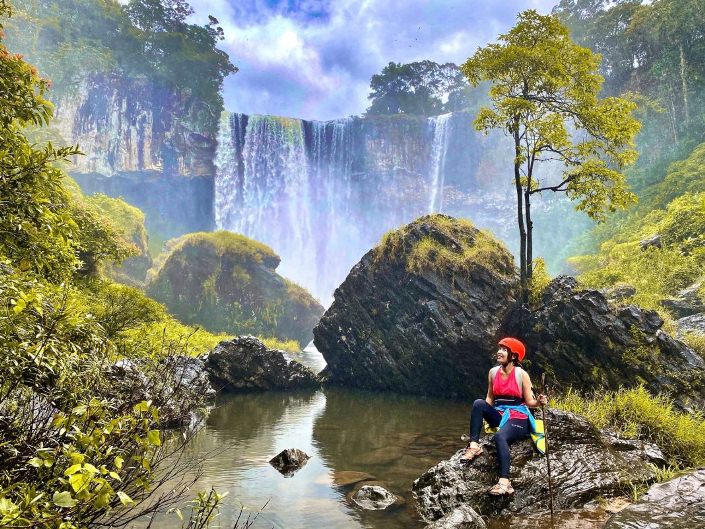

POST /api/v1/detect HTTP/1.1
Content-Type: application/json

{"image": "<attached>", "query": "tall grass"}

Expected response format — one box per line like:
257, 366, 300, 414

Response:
553, 386, 705, 468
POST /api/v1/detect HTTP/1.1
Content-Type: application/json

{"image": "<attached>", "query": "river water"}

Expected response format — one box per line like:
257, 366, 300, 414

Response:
139, 348, 613, 529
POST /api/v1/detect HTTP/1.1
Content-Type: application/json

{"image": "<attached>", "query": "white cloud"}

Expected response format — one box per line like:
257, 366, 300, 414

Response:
188, 0, 557, 120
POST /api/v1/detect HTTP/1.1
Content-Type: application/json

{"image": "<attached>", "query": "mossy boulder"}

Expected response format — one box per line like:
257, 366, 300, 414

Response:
87, 193, 152, 287
313, 214, 518, 397
147, 231, 323, 345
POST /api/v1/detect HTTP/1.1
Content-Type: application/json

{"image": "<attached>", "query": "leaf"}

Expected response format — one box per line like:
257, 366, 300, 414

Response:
117, 491, 134, 506
133, 401, 149, 413
28, 457, 44, 468
64, 464, 82, 476
114, 456, 124, 470
147, 430, 161, 446
69, 473, 91, 493
53, 491, 77, 508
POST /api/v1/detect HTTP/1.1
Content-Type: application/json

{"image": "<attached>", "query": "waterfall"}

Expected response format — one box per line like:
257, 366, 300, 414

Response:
428, 113, 452, 213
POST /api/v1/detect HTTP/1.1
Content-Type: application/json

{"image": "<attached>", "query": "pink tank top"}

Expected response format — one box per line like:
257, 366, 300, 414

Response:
492, 367, 528, 420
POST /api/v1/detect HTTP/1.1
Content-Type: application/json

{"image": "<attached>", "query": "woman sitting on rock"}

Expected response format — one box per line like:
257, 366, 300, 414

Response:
461, 337, 547, 496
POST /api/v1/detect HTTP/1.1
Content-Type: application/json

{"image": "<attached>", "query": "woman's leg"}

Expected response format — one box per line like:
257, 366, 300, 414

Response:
493, 418, 529, 478
469, 399, 502, 442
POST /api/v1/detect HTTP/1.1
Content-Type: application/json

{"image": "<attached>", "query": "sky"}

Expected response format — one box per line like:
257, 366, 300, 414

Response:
186, 0, 557, 121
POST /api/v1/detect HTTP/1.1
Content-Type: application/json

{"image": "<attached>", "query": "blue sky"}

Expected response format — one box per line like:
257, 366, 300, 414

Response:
187, 0, 557, 121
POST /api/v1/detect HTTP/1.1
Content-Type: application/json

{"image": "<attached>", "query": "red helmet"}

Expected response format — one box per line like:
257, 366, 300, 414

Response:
498, 337, 526, 362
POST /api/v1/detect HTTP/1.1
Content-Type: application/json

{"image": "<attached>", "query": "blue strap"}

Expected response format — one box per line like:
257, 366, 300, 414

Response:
494, 404, 537, 432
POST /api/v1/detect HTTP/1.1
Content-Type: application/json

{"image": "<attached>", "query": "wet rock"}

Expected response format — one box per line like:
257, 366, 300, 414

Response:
314, 215, 518, 398
504, 276, 705, 410
604, 468, 705, 528
640, 234, 662, 250
602, 432, 667, 468
352, 485, 397, 510
425, 505, 486, 529
206, 336, 319, 392
269, 448, 310, 477
412, 409, 655, 520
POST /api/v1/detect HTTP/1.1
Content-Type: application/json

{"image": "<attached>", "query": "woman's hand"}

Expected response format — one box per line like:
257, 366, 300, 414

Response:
537, 394, 548, 406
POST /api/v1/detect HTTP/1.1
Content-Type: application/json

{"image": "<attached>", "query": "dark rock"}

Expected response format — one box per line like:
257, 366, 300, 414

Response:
675, 313, 705, 336
206, 336, 320, 392
412, 409, 655, 520
603, 283, 637, 301
425, 505, 486, 529
604, 468, 705, 528
639, 234, 662, 250
504, 276, 705, 410
352, 485, 397, 510
661, 280, 705, 318
314, 215, 518, 398
602, 431, 667, 468
268, 448, 310, 477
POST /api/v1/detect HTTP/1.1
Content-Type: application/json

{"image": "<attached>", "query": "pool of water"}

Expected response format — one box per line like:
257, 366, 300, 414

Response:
136, 350, 613, 529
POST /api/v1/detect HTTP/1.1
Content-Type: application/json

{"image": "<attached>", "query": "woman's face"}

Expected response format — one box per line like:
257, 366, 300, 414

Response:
496, 346, 511, 363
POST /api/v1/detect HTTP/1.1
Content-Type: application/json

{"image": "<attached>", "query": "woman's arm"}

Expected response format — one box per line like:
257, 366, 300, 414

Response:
522, 372, 547, 408
485, 369, 494, 405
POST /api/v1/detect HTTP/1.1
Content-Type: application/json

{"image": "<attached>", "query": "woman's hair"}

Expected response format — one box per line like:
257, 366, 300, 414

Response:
511, 352, 523, 368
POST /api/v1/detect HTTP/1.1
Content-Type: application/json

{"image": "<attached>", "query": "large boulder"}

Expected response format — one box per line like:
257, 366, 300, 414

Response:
206, 336, 319, 392
314, 215, 518, 398
147, 231, 323, 345
412, 409, 655, 520
604, 468, 705, 529
504, 276, 705, 410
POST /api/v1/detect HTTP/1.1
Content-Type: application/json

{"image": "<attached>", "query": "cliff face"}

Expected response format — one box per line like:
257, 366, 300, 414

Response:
55, 74, 217, 243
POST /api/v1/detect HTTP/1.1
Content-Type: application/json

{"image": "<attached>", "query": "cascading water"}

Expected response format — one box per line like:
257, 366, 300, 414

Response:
427, 113, 452, 213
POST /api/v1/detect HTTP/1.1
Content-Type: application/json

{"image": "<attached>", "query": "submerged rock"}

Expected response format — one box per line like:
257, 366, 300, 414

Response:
412, 409, 655, 520
604, 468, 705, 529
268, 448, 310, 477
206, 336, 319, 392
352, 485, 397, 510
314, 215, 517, 398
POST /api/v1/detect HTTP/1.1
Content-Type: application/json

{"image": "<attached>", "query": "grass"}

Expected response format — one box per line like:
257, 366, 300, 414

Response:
374, 214, 515, 280
552, 386, 705, 468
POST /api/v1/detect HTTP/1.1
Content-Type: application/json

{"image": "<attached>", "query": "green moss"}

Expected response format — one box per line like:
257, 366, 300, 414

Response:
373, 214, 515, 280
553, 386, 705, 468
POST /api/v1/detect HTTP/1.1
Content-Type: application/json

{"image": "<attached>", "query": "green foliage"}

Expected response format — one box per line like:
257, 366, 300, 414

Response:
374, 214, 515, 280
553, 386, 705, 468
366, 60, 482, 116
5, 0, 237, 129
147, 231, 321, 345
529, 257, 551, 306
572, 192, 705, 313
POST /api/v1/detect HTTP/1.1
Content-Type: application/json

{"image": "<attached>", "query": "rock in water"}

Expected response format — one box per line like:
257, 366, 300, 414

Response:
269, 448, 310, 477
604, 468, 705, 529
314, 215, 518, 398
206, 336, 319, 392
425, 505, 486, 529
352, 485, 397, 510
412, 409, 655, 520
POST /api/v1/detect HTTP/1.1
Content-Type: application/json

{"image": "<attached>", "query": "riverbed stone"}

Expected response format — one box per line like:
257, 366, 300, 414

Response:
206, 336, 319, 392
269, 448, 310, 477
412, 409, 656, 520
352, 485, 397, 510
604, 468, 705, 529
425, 505, 486, 529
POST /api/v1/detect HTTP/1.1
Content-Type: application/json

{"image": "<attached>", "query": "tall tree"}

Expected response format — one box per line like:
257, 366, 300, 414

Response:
462, 10, 641, 304
366, 60, 471, 116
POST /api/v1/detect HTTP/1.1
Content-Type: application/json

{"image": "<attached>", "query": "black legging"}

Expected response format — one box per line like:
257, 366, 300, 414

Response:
469, 399, 529, 478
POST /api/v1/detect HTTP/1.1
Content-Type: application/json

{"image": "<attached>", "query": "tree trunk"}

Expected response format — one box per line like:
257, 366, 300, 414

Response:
679, 42, 690, 128
513, 130, 527, 305
525, 186, 533, 301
